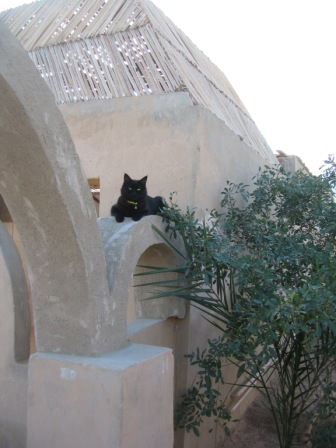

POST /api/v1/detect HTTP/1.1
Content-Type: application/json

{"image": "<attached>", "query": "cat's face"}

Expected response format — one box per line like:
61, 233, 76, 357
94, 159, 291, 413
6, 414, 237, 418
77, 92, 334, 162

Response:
121, 173, 147, 200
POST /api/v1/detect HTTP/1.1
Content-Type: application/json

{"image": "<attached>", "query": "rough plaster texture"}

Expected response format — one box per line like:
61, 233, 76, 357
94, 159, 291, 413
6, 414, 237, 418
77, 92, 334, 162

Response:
60, 93, 202, 216
0, 22, 115, 356
0, 19, 280, 448
0, 223, 29, 448
60, 93, 277, 447
0, 25, 180, 448
60, 93, 278, 218
27, 345, 174, 448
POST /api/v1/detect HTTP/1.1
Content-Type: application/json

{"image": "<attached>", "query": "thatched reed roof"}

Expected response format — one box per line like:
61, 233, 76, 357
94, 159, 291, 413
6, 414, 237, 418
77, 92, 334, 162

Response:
1, 0, 277, 163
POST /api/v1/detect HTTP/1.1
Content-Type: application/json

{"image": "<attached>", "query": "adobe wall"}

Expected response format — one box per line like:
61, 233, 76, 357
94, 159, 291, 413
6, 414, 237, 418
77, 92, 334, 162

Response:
59, 93, 272, 218
59, 93, 196, 215
60, 95, 277, 447
1, 15, 277, 447
1, 22, 175, 448
0, 21, 116, 357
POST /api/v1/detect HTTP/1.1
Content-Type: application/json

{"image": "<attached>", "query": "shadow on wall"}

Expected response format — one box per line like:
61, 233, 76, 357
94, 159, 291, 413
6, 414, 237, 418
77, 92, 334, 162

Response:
0, 195, 35, 353
130, 242, 184, 322
0, 20, 178, 448
0, 222, 30, 448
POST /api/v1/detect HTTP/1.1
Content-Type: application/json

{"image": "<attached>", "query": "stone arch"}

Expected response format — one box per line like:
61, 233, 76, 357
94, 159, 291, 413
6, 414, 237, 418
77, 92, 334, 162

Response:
0, 22, 115, 356
98, 216, 185, 337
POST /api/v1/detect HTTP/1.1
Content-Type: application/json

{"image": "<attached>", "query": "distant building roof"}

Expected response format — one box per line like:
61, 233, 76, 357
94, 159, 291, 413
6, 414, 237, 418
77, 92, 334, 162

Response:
276, 150, 310, 174
1, 0, 277, 163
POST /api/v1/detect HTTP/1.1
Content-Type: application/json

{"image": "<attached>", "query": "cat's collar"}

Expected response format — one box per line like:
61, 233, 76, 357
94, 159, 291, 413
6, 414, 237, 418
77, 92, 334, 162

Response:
127, 200, 139, 209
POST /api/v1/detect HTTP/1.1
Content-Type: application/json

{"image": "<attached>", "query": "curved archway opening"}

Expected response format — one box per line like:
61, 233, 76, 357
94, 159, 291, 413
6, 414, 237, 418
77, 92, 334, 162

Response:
1, 22, 113, 356
127, 242, 185, 349
129, 243, 183, 322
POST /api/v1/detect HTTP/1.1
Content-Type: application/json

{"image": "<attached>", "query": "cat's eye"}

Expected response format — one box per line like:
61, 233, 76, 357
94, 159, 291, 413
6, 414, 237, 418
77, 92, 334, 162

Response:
129, 187, 132, 191
137, 188, 141, 191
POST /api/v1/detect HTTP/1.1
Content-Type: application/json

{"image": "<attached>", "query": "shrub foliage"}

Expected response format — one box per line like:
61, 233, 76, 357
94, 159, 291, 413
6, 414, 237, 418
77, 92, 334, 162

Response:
136, 157, 336, 448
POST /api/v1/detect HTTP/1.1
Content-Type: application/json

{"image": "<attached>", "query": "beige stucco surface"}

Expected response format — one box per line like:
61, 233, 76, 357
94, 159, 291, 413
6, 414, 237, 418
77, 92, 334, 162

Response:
60, 93, 275, 219
98, 215, 185, 350
60, 90, 276, 447
27, 345, 174, 448
59, 92, 276, 448
0, 12, 281, 447
0, 22, 178, 447
0, 21, 115, 357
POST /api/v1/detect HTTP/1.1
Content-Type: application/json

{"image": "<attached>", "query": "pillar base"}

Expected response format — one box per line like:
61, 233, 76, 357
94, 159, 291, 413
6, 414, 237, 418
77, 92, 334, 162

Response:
27, 344, 173, 448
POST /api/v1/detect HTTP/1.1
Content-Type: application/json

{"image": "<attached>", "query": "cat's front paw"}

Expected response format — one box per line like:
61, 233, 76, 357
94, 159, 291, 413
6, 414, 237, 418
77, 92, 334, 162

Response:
115, 215, 125, 223
132, 216, 141, 221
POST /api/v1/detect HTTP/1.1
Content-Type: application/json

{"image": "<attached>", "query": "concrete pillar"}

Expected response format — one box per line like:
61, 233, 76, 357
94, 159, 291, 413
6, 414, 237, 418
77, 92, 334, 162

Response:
27, 345, 174, 448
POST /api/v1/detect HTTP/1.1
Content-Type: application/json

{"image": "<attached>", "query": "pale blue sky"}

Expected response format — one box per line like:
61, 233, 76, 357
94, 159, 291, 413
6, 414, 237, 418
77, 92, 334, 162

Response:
1, 0, 335, 174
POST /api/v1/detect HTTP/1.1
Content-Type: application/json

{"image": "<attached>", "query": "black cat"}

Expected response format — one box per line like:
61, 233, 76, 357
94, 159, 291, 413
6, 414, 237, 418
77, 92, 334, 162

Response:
111, 173, 165, 222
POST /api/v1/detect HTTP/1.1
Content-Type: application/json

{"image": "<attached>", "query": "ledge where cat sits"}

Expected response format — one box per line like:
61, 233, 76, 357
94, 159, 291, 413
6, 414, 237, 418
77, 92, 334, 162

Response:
99, 215, 166, 245
98, 216, 186, 349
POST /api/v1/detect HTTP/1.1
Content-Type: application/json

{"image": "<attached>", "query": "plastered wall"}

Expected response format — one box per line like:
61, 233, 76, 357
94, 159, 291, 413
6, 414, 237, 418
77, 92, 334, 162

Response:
0, 22, 175, 448
1, 16, 279, 447
59, 94, 277, 448
60, 92, 275, 219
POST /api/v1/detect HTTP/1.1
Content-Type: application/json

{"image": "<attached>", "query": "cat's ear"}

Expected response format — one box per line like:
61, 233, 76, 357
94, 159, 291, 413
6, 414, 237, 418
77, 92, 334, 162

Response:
124, 173, 131, 182
139, 175, 148, 185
